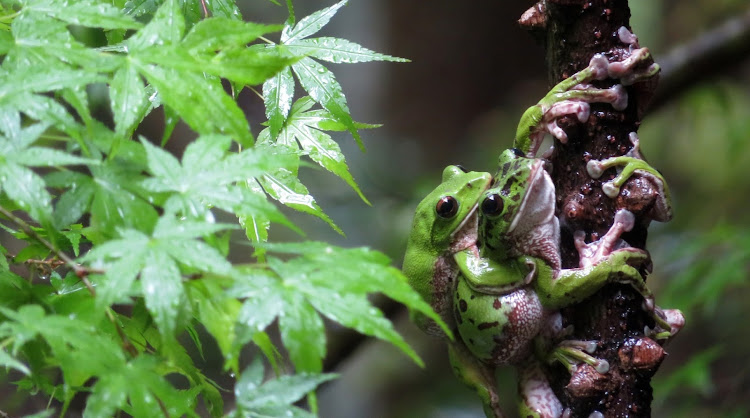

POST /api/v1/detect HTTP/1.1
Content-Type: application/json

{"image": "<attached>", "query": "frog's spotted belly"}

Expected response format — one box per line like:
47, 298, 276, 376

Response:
454, 278, 544, 364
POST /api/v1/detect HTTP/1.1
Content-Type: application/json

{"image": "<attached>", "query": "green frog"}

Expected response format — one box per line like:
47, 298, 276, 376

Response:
404, 41, 683, 417
403, 165, 492, 336
451, 149, 673, 417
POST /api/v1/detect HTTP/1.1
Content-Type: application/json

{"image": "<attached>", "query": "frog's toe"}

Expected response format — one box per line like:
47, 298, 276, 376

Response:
610, 85, 628, 111
618, 26, 638, 45
648, 307, 685, 339
586, 160, 605, 179
641, 296, 655, 312
602, 181, 620, 198
589, 54, 609, 80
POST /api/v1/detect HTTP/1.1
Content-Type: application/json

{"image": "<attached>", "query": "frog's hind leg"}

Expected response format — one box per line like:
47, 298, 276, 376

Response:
448, 341, 505, 418
516, 358, 564, 418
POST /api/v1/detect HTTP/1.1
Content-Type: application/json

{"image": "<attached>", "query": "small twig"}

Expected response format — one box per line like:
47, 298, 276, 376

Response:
0, 205, 96, 291
247, 86, 265, 101
199, 0, 209, 18
0, 204, 137, 357
651, 8, 750, 112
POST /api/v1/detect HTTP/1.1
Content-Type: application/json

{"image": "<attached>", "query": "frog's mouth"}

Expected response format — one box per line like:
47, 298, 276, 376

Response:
507, 159, 555, 235
449, 205, 479, 253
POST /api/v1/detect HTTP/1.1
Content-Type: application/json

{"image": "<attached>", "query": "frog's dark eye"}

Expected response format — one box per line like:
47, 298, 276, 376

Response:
481, 194, 504, 216
436, 196, 459, 218
510, 148, 525, 158
455, 165, 468, 173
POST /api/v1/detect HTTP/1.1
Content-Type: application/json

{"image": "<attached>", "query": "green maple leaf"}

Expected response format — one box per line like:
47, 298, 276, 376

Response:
126, 0, 296, 146
264, 0, 407, 148
45, 156, 158, 240
139, 135, 298, 233
0, 305, 127, 406
231, 357, 336, 418
257, 167, 343, 235
0, 111, 98, 226
84, 355, 199, 418
81, 216, 236, 335
259, 96, 378, 204
229, 242, 449, 373
23, 0, 142, 30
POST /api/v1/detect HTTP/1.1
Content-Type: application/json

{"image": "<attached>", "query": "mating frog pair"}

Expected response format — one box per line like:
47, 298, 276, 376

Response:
403, 37, 683, 418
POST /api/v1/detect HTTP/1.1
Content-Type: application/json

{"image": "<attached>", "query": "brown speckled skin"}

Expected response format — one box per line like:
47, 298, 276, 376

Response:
454, 281, 545, 365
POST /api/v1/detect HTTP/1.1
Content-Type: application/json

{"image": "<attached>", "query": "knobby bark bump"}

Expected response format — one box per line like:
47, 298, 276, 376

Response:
520, 0, 673, 416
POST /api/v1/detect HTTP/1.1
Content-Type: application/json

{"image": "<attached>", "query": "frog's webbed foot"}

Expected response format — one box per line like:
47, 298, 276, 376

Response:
606, 46, 660, 86
448, 341, 504, 418
541, 84, 628, 145
613, 27, 661, 85
574, 211, 684, 337
587, 132, 672, 222
516, 79, 627, 157
536, 314, 609, 375
573, 209, 656, 311
646, 307, 685, 341
516, 42, 656, 157
575, 209, 636, 267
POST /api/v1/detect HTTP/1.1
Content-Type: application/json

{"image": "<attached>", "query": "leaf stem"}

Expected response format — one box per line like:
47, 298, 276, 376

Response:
0, 337, 13, 350
39, 133, 72, 142
199, 0, 209, 18
247, 86, 264, 101
0, 10, 20, 23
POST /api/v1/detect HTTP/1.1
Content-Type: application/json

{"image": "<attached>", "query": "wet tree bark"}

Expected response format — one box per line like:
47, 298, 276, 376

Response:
520, 1, 668, 416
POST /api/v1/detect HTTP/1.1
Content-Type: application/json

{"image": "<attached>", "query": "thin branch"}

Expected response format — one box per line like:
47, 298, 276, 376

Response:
0, 205, 96, 290
541, 0, 666, 416
651, 8, 750, 112
0, 205, 137, 357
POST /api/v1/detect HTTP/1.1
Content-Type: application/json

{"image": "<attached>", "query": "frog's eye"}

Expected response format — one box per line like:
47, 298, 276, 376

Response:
510, 148, 525, 158
481, 194, 504, 216
455, 165, 468, 173
436, 196, 459, 218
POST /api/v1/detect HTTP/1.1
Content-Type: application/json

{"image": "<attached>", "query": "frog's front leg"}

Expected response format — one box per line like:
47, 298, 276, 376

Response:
515, 44, 658, 157
448, 340, 504, 418
533, 210, 655, 311
454, 248, 534, 294
515, 77, 627, 156
587, 132, 672, 222
570, 210, 681, 337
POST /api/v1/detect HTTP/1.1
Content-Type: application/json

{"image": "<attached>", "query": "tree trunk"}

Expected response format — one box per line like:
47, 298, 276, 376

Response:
521, 1, 668, 416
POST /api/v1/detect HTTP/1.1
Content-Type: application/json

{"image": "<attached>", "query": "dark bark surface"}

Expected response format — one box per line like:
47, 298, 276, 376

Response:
521, 0, 668, 416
